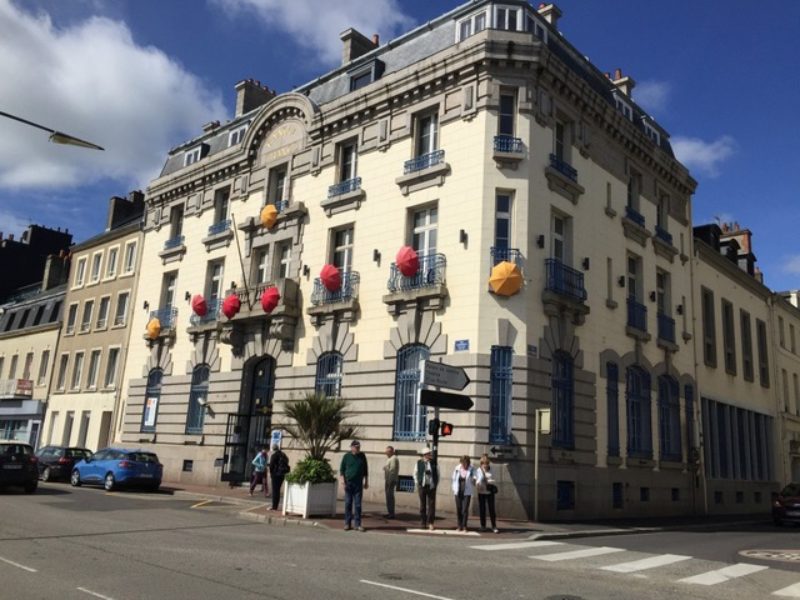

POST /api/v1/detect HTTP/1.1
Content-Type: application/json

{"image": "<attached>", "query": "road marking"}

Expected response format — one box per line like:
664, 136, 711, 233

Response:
406, 528, 480, 536
190, 499, 213, 509
77, 587, 116, 600
0, 556, 37, 572
531, 546, 624, 562
360, 579, 456, 600
471, 540, 563, 551
242, 503, 269, 513
601, 554, 691, 573
678, 563, 768, 585
774, 582, 800, 597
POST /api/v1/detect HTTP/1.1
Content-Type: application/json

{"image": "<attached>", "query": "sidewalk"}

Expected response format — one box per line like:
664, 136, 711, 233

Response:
162, 481, 769, 540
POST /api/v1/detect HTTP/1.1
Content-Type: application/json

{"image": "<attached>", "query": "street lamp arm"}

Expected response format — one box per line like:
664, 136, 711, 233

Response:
0, 110, 104, 151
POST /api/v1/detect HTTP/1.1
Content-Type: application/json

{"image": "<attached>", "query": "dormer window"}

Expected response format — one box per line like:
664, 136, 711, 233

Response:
614, 94, 633, 120
526, 13, 548, 42
349, 59, 385, 92
495, 6, 522, 31
457, 9, 487, 41
184, 146, 202, 166
228, 124, 248, 147
643, 121, 661, 145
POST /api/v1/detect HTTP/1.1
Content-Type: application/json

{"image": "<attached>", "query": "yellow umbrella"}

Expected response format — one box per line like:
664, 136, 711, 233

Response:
146, 318, 161, 340
489, 261, 523, 296
260, 204, 278, 229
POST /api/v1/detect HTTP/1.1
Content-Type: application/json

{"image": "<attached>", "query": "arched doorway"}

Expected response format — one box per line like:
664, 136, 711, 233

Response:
222, 356, 276, 484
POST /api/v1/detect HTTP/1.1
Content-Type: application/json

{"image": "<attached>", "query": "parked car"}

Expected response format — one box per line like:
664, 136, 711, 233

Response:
71, 448, 163, 492
35, 446, 93, 482
0, 441, 38, 493
773, 483, 800, 526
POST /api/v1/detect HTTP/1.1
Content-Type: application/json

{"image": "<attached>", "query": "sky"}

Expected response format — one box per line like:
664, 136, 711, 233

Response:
1, 0, 798, 290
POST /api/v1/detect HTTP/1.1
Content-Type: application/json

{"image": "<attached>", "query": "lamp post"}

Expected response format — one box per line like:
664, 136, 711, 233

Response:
0, 110, 104, 150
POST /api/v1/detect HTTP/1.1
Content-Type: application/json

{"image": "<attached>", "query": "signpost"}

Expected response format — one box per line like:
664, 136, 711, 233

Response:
534, 408, 551, 523
419, 389, 473, 411
421, 361, 470, 391
418, 360, 472, 469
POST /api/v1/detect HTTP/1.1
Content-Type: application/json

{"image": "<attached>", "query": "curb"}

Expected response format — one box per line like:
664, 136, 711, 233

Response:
237, 510, 330, 529
530, 519, 767, 541
170, 489, 268, 508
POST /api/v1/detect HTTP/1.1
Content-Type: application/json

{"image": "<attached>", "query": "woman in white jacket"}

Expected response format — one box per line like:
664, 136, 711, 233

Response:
451, 455, 477, 531
475, 454, 499, 533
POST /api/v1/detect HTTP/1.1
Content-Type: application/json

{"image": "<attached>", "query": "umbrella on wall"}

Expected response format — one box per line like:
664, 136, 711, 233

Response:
489, 261, 523, 296
396, 245, 419, 277
260, 286, 281, 313
260, 204, 279, 229
320, 264, 342, 292
222, 293, 241, 319
146, 318, 161, 340
191, 294, 208, 317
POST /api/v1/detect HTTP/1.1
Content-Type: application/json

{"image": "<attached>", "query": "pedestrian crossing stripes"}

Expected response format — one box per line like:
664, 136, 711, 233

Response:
601, 553, 690, 573
531, 546, 625, 562
470, 540, 563, 551
678, 563, 768, 585
775, 582, 800, 598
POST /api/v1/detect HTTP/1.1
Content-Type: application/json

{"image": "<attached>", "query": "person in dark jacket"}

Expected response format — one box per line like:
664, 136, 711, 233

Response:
339, 440, 369, 531
414, 447, 439, 530
267, 444, 290, 511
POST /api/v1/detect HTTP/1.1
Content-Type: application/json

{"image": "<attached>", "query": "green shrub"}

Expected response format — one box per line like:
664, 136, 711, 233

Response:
285, 457, 336, 484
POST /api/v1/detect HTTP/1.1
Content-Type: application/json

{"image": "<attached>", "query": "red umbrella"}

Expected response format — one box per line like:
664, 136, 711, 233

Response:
221, 293, 241, 319
191, 294, 207, 317
320, 264, 342, 292
396, 245, 419, 277
260, 286, 281, 313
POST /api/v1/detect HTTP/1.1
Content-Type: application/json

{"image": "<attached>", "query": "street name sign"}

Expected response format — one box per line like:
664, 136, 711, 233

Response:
422, 360, 470, 391
420, 389, 473, 411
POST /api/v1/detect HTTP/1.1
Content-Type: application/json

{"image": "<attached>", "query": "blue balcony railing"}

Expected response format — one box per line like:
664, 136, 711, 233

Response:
625, 206, 645, 227
328, 177, 362, 198
164, 235, 184, 250
494, 135, 523, 153
387, 253, 446, 293
404, 149, 445, 175
189, 298, 221, 326
549, 154, 577, 182
208, 219, 231, 236
150, 307, 177, 329
490, 246, 523, 267
655, 225, 673, 245
545, 258, 587, 302
310, 271, 360, 306
658, 313, 676, 343
627, 298, 647, 332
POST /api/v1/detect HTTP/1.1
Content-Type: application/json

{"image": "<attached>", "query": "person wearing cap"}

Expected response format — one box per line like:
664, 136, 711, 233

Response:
339, 440, 369, 531
414, 447, 439, 530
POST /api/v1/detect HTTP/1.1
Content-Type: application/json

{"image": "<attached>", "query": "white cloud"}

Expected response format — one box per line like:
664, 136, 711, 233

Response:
634, 80, 670, 113
783, 256, 800, 275
0, 1, 225, 189
213, 0, 415, 66
0, 208, 31, 238
671, 135, 737, 178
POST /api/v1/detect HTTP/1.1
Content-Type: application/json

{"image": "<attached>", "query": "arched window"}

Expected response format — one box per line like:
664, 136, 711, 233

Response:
607, 362, 619, 457
658, 375, 681, 461
626, 366, 652, 458
186, 365, 210, 434
489, 346, 513, 444
141, 369, 162, 433
552, 352, 574, 448
393, 344, 429, 440
315, 352, 343, 399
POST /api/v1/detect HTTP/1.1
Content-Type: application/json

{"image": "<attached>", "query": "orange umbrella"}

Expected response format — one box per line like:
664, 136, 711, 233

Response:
260, 204, 279, 229
489, 261, 523, 296
146, 318, 161, 340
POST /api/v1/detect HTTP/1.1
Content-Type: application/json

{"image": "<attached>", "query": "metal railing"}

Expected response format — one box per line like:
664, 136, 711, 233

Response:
403, 149, 445, 174
627, 297, 647, 332
545, 258, 587, 302
387, 253, 446, 293
164, 235, 184, 250
494, 135, 523, 153
95, 318, 107, 329
190, 298, 221, 326
328, 177, 362, 198
310, 271, 359, 306
625, 205, 645, 227
79, 320, 91, 333
655, 225, 673, 245
113, 314, 126, 327
65, 323, 75, 335
150, 307, 177, 329
275, 199, 289, 213
549, 153, 577, 181
208, 219, 231, 236
490, 246, 523, 267
658, 313, 676, 343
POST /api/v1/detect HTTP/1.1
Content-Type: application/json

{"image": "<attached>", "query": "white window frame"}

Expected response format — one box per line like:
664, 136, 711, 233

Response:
615, 94, 633, 120
526, 12, 548, 42
105, 245, 119, 279
96, 295, 111, 330
337, 140, 358, 183
276, 242, 292, 280
253, 247, 270, 285
184, 146, 201, 166
415, 110, 439, 158
80, 300, 94, 333
89, 251, 103, 283
456, 8, 488, 41
73, 257, 87, 288
228, 124, 248, 147
71, 352, 84, 391
104, 346, 121, 389
65, 302, 78, 335
331, 226, 355, 272
411, 206, 438, 256
86, 348, 101, 391
494, 5, 523, 31
643, 121, 661, 145
114, 291, 130, 327
213, 187, 230, 224
37, 350, 50, 386
123, 241, 137, 274
206, 260, 225, 303
56, 354, 69, 392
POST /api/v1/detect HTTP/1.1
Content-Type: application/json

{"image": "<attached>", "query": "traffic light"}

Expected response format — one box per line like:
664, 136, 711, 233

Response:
428, 418, 440, 436
440, 421, 454, 437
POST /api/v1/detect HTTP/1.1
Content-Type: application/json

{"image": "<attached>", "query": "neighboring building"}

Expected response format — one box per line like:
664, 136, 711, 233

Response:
773, 289, 800, 485
41, 193, 144, 451
0, 225, 72, 301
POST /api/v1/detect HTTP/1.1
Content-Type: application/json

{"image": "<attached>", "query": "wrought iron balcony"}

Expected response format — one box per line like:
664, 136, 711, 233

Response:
404, 149, 445, 174
627, 297, 647, 332
310, 271, 360, 306
494, 135, 523, 153
189, 298, 221, 326
657, 313, 676, 344
150, 306, 177, 329
655, 225, 673, 245
393, 429, 428, 442
625, 206, 645, 227
545, 258, 587, 302
549, 153, 577, 182
208, 219, 231, 236
164, 235, 184, 250
328, 177, 362, 198
387, 253, 446, 293
491, 246, 523, 267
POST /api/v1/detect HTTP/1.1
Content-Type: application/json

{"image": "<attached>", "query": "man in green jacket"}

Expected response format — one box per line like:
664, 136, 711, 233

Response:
339, 440, 368, 531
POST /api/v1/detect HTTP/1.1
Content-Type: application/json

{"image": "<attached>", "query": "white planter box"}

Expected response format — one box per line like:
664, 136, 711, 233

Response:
282, 481, 337, 518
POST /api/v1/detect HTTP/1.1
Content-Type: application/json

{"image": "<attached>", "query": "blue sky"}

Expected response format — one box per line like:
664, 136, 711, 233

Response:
1, 0, 798, 291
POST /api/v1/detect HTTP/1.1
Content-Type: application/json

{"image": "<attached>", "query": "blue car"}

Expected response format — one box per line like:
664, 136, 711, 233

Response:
70, 447, 163, 492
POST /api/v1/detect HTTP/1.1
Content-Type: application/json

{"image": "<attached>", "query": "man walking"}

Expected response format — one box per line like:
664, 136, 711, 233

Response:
383, 445, 399, 519
339, 440, 368, 531
267, 444, 290, 511
414, 447, 438, 530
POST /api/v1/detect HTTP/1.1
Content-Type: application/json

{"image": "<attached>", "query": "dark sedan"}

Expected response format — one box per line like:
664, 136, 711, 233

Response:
773, 483, 800, 526
35, 446, 93, 482
0, 441, 38, 493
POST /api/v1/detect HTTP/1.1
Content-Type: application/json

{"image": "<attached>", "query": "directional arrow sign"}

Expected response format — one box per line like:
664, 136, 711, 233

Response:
420, 389, 473, 411
422, 361, 470, 391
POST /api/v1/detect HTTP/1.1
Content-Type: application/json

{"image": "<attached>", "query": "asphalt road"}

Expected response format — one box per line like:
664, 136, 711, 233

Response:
0, 482, 798, 600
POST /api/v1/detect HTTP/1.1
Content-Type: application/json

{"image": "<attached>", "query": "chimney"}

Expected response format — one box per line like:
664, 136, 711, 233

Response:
720, 222, 757, 277
234, 79, 276, 117
106, 190, 146, 230
202, 120, 221, 133
41, 254, 68, 291
372, 33, 380, 46
612, 67, 636, 97
339, 28, 379, 66
537, 3, 563, 27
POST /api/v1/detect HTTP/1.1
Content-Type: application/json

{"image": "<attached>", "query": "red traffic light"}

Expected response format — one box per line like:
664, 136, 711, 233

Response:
440, 422, 454, 437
